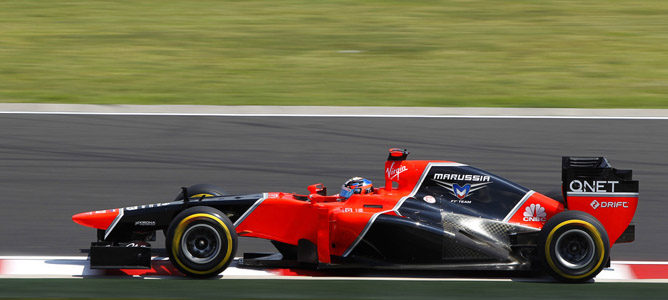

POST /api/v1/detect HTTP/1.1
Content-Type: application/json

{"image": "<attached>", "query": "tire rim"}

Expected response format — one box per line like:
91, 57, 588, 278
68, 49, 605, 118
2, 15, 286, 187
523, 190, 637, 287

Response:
554, 228, 596, 270
181, 223, 222, 264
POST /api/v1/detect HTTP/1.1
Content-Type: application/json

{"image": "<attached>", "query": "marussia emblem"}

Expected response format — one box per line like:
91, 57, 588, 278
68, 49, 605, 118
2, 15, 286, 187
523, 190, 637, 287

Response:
453, 184, 470, 199
432, 179, 491, 200
523, 204, 547, 222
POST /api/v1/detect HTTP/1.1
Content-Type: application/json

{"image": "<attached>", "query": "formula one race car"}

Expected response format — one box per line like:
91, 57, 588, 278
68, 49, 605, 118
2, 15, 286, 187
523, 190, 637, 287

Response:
72, 149, 638, 282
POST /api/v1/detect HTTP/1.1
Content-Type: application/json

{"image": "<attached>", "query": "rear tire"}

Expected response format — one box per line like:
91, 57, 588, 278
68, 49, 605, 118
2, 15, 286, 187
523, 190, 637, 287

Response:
165, 206, 237, 278
538, 210, 609, 283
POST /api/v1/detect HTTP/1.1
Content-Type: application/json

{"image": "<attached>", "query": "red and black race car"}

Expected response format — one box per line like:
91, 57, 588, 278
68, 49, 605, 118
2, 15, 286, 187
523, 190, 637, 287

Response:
72, 149, 637, 282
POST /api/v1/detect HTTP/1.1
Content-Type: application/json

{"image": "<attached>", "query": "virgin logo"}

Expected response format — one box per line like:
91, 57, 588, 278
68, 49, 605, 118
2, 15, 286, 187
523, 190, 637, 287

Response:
386, 162, 408, 181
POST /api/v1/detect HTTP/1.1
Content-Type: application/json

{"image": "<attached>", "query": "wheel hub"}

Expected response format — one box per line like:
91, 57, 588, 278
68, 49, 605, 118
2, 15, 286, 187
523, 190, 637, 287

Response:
181, 223, 223, 264
554, 228, 596, 270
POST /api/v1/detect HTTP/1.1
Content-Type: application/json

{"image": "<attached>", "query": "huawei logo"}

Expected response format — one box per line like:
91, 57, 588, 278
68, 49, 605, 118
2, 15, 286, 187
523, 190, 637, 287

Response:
523, 204, 547, 222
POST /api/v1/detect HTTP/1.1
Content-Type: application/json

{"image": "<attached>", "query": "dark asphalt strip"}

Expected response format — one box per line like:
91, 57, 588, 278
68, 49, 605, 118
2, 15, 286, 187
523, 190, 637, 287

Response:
0, 279, 667, 299
0, 115, 665, 260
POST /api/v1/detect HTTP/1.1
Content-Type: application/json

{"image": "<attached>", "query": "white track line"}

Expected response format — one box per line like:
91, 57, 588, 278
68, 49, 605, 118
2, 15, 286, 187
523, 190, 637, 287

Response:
1, 111, 668, 119
614, 261, 668, 265
0, 257, 273, 278
0, 104, 667, 119
0, 256, 664, 282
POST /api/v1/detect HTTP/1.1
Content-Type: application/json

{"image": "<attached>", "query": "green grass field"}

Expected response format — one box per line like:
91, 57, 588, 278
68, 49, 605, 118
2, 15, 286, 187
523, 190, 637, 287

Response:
1, 0, 668, 107
0, 279, 667, 299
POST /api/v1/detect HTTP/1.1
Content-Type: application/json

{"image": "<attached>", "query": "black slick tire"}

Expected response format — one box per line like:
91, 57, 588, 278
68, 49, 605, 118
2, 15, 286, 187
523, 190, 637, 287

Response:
165, 206, 237, 278
538, 210, 609, 283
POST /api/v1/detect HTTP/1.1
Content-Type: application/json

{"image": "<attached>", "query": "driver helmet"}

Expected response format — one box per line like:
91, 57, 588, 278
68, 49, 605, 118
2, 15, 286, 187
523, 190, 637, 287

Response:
340, 177, 373, 199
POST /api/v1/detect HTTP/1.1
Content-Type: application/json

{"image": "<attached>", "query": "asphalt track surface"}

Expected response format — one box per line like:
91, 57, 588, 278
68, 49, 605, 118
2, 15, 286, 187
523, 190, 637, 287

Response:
0, 114, 666, 261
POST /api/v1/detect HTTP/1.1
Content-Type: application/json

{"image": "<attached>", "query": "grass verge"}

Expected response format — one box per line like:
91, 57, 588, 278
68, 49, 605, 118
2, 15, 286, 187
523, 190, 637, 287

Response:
1, 1, 668, 107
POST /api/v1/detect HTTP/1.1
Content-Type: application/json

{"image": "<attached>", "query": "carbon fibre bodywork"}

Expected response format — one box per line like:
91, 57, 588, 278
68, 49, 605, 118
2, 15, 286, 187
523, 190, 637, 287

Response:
101, 194, 265, 242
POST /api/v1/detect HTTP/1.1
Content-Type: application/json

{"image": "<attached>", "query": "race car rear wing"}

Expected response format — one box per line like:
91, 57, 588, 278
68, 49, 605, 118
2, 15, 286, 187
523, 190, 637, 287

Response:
562, 156, 638, 245
561, 157, 638, 200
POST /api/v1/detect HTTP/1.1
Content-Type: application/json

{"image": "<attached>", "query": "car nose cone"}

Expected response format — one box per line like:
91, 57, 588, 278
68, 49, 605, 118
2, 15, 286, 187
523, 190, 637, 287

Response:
72, 209, 119, 230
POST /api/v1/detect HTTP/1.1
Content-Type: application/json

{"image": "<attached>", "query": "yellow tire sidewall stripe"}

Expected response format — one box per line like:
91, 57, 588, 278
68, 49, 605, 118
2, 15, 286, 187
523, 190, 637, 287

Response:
545, 219, 605, 280
171, 213, 233, 275
189, 193, 214, 199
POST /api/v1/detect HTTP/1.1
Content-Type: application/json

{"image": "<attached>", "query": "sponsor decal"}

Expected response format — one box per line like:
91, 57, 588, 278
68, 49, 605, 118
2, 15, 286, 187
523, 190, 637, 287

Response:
523, 203, 547, 222
386, 162, 408, 181
134, 220, 156, 226
90, 209, 117, 214
423, 195, 436, 204
569, 180, 620, 193
126, 202, 172, 211
590, 199, 628, 210
433, 173, 490, 182
432, 175, 492, 202
591, 200, 600, 209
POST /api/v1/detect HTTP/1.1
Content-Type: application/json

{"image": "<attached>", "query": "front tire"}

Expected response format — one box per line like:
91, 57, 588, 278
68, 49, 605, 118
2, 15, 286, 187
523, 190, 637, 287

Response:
174, 184, 227, 201
539, 210, 609, 283
165, 206, 237, 278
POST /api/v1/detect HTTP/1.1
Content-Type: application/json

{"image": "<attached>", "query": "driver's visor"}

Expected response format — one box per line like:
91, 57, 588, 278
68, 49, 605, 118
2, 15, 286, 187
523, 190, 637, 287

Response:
340, 185, 360, 199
